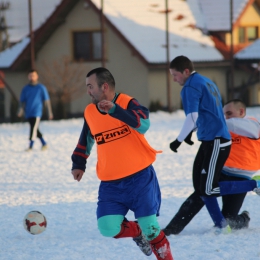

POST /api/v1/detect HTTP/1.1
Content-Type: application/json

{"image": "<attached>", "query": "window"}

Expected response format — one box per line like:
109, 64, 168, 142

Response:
73, 31, 102, 61
238, 26, 258, 44
247, 27, 258, 41
258, 87, 260, 104
238, 27, 245, 43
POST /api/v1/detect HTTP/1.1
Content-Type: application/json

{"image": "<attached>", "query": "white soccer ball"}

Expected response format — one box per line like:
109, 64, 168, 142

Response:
23, 211, 47, 235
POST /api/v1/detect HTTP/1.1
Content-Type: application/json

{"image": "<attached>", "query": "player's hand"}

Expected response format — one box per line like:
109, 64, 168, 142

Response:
71, 169, 84, 182
97, 100, 114, 113
169, 139, 181, 153
17, 108, 23, 117
48, 112, 53, 120
184, 131, 194, 146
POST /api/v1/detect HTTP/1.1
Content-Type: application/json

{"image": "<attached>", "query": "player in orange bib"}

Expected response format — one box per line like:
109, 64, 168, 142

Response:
71, 67, 174, 260
163, 99, 260, 235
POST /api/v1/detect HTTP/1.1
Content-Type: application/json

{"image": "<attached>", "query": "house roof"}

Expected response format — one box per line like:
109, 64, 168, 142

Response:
91, 0, 223, 63
5, 0, 62, 43
192, 0, 249, 31
4, 0, 252, 69
235, 38, 260, 60
0, 37, 30, 69
1, 0, 80, 70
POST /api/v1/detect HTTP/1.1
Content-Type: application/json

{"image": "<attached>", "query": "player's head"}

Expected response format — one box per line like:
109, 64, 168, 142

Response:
28, 69, 39, 84
169, 56, 194, 86
86, 68, 115, 104
223, 99, 246, 119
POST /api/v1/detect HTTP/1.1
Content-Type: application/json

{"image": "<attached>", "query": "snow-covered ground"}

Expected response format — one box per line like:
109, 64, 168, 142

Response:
1, 108, 260, 260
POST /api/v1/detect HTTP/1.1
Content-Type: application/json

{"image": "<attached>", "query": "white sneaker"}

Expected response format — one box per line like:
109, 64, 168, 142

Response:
253, 188, 260, 195
252, 176, 260, 195
41, 145, 48, 151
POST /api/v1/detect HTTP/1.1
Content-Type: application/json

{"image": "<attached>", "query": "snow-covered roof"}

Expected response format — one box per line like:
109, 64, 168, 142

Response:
1, 0, 225, 68
235, 38, 260, 60
91, 0, 223, 62
4, 0, 62, 43
193, 0, 248, 31
0, 37, 30, 68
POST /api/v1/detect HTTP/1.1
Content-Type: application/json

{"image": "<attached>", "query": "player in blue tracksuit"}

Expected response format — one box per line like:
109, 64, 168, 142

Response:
17, 70, 53, 151
168, 55, 232, 233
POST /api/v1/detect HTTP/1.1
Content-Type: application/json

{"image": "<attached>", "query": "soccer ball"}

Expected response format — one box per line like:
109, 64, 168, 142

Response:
23, 211, 47, 235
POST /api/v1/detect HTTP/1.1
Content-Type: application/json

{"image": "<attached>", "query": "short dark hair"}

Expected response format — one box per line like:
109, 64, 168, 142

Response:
28, 69, 37, 74
169, 55, 194, 72
86, 67, 115, 88
225, 99, 246, 110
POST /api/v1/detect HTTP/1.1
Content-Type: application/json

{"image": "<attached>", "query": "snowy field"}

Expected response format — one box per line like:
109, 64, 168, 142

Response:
1, 108, 260, 260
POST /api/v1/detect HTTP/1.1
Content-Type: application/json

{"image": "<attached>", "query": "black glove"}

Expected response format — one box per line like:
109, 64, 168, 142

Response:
184, 131, 194, 146
169, 139, 181, 153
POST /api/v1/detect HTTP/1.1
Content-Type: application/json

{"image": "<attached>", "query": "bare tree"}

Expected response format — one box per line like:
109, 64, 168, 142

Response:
39, 56, 89, 119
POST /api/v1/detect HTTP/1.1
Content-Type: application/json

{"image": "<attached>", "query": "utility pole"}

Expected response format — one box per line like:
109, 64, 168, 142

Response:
165, 0, 172, 112
100, 0, 106, 67
230, 0, 234, 99
28, 0, 35, 69
0, 1, 10, 51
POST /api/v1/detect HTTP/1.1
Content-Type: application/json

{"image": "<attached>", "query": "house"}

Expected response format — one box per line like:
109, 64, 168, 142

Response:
0, 0, 259, 122
193, 0, 260, 103
234, 38, 260, 104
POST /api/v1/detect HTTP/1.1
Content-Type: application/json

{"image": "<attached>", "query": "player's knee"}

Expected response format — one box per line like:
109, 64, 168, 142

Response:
137, 214, 160, 241
97, 215, 124, 237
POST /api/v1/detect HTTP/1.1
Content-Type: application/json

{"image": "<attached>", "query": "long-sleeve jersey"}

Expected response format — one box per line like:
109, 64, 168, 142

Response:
71, 93, 158, 180
181, 72, 230, 141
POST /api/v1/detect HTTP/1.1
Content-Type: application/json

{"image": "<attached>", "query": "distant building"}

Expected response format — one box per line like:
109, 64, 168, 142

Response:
0, 0, 259, 122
